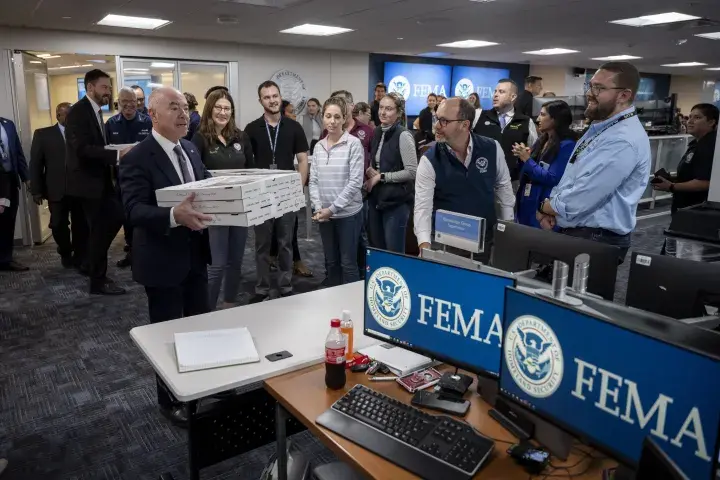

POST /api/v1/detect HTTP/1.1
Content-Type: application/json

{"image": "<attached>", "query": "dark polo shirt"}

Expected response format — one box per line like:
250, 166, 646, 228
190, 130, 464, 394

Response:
245, 115, 308, 171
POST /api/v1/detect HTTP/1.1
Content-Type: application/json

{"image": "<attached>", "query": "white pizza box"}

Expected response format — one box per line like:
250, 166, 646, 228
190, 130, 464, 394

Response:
155, 176, 268, 202
211, 169, 302, 187
158, 193, 273, 214
204, 208, 273, 227
105, 143, 138, 151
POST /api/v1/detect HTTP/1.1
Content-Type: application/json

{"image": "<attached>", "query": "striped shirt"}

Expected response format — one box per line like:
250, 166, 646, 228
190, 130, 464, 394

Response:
310, 131, 364, 218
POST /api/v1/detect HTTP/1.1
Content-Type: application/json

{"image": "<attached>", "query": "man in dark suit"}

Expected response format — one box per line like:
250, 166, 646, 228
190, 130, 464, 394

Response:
65, 69, 132, 295
119, 86, 213, 426
30, 102, 88, 269
0, 117, 30, 271
515, 75, 543, 118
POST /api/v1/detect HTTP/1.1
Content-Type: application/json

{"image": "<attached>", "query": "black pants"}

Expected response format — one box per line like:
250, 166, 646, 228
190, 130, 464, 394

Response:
49, 196, 88, 263
81, 195, 124, 283
270, 215, 301, 262
117, 185, 133, 249
145, 266, 210, 408
560, 227, 631, 264
0, 175, 19, 265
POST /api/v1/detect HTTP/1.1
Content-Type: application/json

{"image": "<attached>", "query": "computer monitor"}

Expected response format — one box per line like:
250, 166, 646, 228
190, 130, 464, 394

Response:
363, 248, 515, 377
626, 252, 720, 319
499, 287, 720, 479
491, 221, 620, 301
636, 437, 690, 480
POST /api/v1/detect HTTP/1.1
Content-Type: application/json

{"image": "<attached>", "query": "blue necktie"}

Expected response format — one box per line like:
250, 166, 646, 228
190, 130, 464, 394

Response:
500, 114, 508, 129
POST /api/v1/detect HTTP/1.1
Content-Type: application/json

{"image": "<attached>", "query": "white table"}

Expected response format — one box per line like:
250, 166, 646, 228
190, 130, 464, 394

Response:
130, 281, 376, 402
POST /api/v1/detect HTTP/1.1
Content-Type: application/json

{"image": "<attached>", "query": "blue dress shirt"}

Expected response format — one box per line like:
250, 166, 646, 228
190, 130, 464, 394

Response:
549, 107, 651, 235
0, 123, 10, 172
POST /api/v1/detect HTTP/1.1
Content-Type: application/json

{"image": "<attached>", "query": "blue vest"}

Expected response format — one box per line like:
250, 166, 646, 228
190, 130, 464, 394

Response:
106, 112, 152, 144
425, 133, 498, 239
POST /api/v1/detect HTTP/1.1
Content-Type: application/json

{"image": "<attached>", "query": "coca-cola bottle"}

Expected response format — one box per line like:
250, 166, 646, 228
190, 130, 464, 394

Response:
325, 319, 347, 390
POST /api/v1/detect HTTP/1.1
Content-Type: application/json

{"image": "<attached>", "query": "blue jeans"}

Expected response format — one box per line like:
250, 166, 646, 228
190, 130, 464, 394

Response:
367, 200, 409, 253
319, 211, 364, 286
208, 226, 248, 308
560, 227, 631, 264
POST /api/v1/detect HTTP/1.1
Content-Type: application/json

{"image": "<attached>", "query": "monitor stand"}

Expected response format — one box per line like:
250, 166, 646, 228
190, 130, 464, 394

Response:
604, 465, 635, 480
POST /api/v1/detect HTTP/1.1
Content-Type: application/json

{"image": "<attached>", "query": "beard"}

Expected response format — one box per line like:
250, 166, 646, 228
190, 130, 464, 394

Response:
264, 105, 280, 115
585, 96, 615, 121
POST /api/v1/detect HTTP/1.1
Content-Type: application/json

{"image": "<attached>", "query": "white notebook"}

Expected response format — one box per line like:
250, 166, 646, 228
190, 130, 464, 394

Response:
174, 327, 260, 373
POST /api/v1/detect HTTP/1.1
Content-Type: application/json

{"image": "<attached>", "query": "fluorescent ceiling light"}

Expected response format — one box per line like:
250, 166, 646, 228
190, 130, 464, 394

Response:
37, 54, 61, 59
695, 32, 720, 40
436, 40, 498, 48
147, 83, 165, 88
279, 24, 353, 36
87, 59, 107, 64
97, 14, 171, 30
48, 64, 93, 70
610, 12, 700, 27
29, 61, 42, 64
703, 67, 720, 71
124, 68, 149, 73
418, 52, 451, 58
661, 62, 707, 67
150, 62, 175, 68
524, 48, 578, 55
591, 55, 643, 61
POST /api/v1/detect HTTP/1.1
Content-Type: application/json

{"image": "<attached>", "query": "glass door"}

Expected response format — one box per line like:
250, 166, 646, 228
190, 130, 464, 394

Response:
178, 62, 228, 113
12, 51, 54, 245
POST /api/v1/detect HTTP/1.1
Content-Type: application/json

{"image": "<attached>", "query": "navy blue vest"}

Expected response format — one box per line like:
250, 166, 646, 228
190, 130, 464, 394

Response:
425, 133, 498, 240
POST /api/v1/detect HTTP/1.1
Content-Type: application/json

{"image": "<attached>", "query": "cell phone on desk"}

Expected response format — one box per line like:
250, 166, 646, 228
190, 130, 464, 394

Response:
411, 390, 470, 416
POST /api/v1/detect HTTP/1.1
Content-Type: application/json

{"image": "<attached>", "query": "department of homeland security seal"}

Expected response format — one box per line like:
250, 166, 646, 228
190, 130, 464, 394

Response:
270, 69, 308, 114
504, 315, 564, 398
455, 78, 474, 98
388, 75, 411, 101
366, 267, 412, 330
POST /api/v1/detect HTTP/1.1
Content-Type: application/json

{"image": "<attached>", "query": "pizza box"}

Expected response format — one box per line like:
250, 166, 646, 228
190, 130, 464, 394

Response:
203, 208, 273, 227
158, 193, 273, 214
155, 176, 267, 202
210, 169, 302, 186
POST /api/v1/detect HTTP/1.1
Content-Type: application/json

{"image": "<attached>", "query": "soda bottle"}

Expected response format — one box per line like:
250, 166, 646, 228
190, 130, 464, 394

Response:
325, 319, 347, 390
340, 310, 354, 363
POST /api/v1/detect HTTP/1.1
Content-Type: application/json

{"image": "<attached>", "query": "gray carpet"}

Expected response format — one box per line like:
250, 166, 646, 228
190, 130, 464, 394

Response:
0, 212, 670, 479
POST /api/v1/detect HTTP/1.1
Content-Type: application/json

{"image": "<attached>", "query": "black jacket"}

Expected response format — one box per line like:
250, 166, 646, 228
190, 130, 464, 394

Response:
473, 109, 532, 180
118, 135, 212, 288
30, 124, 67, 202
515, 89, 534, 118
64, 96, 117, 199
0, 164, 9, 202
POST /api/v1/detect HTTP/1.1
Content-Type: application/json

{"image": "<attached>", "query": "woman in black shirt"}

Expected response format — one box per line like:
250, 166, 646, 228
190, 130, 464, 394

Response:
191, 90, 254, 309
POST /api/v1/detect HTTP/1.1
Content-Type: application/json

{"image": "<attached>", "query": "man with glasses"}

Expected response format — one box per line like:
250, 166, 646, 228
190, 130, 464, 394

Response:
536, 61, 651, 263
131, 85, 147, 114
414, 97, 515, 262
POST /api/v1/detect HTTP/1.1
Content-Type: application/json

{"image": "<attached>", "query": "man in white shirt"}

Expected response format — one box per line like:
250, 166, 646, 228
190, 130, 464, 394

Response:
414, 97, 515, 261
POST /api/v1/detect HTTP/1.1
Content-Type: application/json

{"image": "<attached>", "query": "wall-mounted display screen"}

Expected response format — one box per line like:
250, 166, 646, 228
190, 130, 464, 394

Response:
451, 66, 510, 109
384, 62, 452, 116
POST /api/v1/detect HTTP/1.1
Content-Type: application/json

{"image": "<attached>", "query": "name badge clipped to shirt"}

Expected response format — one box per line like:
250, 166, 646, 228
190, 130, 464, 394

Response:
524, 183, 532, 197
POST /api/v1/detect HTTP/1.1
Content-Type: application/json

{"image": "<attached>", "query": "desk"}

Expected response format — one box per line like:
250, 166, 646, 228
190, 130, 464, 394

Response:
265, 365, 617, 480
130, 282, 379, 479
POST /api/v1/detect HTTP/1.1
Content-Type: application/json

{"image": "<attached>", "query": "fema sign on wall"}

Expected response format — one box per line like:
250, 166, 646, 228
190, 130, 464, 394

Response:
270, 69, 308, 114
384, 62, 452, 116
451, 66, 510, 110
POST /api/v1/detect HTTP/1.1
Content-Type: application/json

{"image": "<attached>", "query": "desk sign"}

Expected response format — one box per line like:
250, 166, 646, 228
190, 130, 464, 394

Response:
434, 210, 486, 254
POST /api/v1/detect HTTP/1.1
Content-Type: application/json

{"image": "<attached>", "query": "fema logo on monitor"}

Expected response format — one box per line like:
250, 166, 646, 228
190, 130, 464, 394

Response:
455, 78, 474, 98
388, 75, 411, 100
714, 88, 720, 104
367, 267, 412, 330
505, 315, 564, 398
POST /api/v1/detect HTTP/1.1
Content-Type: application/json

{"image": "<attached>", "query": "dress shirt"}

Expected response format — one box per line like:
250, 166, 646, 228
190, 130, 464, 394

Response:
86, 95, 119, 163
549, 106, 651, 235
472, 108, 482, 129
414, 135, 515, 246
152, 129, 196, 228
501, 108, 538, 147
58, 123, 66, 140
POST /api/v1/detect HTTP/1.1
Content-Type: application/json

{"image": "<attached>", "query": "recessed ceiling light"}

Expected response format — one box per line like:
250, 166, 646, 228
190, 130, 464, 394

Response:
661, 62, 707, 67
279, 24, 353, 36
417, 52, 452, 58
48, 64, 93, 71
524, 48, 578, 55
610, 12, 700, 27
436, 40, 498, 48
37, 54, 61, 59
397, 37, 404, 40
591, 55, 643, 61
695, 32, 720, 40
97, 14, 171, 30
62, 16, 71, 20
87, 59, 107, 64
150, 62, 175, 69
124, 68, 149, 73
29, 61, 42, 64
703, 67, 720, 71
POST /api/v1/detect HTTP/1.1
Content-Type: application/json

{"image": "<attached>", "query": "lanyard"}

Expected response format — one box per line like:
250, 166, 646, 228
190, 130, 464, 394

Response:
569, 110, 637, 164
265, 119, 281, 168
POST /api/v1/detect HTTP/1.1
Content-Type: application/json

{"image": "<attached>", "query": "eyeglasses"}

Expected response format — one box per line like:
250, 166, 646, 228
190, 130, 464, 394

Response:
436, 118, 466, 128
213, 105, 232, 113
584, 83, 627, 96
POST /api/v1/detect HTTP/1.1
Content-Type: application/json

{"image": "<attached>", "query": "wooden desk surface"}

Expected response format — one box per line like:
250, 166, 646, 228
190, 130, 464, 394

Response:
265, 365, 616, 479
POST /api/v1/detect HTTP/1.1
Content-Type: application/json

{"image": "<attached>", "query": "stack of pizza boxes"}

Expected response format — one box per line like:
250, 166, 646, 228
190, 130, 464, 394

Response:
155, 170, 305, 227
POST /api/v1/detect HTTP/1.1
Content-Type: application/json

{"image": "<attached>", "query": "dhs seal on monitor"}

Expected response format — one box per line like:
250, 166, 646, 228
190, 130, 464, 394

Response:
270, 69, 308, 114
455, 78, 474, 98
504, 315, 564, 399
388, 75, 411, 101
367, 267, 412, 330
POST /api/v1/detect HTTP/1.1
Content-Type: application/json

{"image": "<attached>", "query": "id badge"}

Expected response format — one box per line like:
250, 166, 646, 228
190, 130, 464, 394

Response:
524, 183, 532, 197
269, 163, 277, 170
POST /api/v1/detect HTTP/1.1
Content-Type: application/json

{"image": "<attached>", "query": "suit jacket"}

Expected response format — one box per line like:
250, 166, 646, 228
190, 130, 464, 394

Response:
0, 164, 10, 202
64, 96, 117, 199
0, 118, 29, 185
30, 124, 67, 201
515, 89, 534, 118
118, 134, 212, 288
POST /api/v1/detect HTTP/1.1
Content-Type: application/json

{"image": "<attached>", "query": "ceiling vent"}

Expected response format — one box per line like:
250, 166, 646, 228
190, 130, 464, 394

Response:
217, 15, 239, 25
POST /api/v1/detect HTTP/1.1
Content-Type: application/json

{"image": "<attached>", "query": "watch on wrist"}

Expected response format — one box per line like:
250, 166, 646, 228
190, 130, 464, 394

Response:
538, 198, 547, 214
380, 173, 386, 183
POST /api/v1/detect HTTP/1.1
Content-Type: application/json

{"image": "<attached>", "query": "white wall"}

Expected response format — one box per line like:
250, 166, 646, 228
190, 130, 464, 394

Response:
669, 75, 705, 115
0, 26, 370, 129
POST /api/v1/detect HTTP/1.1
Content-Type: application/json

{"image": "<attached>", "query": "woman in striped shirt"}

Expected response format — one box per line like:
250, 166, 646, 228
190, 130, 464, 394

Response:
310, 96, 365, 286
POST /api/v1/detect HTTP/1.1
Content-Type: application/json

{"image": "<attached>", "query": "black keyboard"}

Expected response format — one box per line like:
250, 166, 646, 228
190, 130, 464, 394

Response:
316, 384, 494, 480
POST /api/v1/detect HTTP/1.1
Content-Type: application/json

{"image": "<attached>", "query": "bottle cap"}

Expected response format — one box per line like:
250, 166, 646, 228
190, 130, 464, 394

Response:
331, 319, 341, 327
341, 310, 351, 321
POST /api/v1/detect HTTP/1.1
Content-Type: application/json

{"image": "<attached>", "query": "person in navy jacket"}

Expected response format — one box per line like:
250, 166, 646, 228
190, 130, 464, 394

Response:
0, 117, 30, 271
512, 100, 577, 228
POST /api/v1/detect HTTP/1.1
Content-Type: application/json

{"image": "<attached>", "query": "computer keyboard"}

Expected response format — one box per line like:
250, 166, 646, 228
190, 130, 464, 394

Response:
316, 384, 494, 480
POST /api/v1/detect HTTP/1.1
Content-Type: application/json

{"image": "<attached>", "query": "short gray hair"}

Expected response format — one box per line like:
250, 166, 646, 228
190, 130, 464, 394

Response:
148, 86, 183, 110
118, 86, 137, 98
